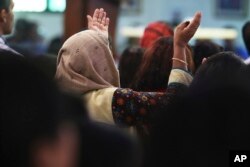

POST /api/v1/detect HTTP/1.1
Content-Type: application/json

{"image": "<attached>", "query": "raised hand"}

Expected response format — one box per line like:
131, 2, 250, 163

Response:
172, 12, 202, 71
174, 12, 202, 47
87, 8, 110, 38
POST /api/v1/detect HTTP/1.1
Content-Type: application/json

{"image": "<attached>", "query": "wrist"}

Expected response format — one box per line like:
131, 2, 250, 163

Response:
174, 42, 187, 48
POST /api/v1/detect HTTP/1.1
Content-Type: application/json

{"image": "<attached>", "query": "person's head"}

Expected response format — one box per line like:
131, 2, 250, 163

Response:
242, 21, 250, 55
55, 30, 120, 94
147, 83, 250, 167
140, 21, 173, 49
132, 37, 174, 91
193, 40, 223, 71
1, 52, 82, 167
0, 0, 14, 35
146, 53, 250, 167
27, 55, 57, 80
48, 36, 63, 55
9, 19, 30, 41
190, 51, 248, 95
118, 46, 144, 88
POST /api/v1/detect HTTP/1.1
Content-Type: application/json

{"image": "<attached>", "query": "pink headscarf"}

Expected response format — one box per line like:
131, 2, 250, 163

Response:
55, 30, 120, 94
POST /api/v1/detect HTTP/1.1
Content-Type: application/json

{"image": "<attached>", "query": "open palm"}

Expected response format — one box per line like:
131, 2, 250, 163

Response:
87, 8, 110, 39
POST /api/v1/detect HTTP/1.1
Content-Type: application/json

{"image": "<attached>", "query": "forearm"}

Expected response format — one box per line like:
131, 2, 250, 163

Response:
172, 44, 188, 71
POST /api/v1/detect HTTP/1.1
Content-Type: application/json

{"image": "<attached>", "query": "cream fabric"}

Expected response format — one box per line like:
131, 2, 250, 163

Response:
55, 30, 120, 95
84, 87, 137, 137
83, 87, 117, 124
168, 69, 193, 86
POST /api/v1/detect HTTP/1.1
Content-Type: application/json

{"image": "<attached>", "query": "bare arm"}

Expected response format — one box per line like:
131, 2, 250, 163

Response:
173, 12, 202, 70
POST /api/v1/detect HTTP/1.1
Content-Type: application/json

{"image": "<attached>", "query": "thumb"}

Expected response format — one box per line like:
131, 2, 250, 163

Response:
87, 15, 93, 23
186, 12, 202, 31
87, 15, 93, 29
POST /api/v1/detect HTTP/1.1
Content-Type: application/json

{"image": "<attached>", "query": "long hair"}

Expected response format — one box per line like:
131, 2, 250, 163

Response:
131, 37, 173, 92
118, 46, 144, 88
146, 52, 250, 167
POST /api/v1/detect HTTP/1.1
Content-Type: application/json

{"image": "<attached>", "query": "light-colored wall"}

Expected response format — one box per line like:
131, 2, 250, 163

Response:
13, 0, 250, 54
13, 12, 64, 43
116, 0, 250, 54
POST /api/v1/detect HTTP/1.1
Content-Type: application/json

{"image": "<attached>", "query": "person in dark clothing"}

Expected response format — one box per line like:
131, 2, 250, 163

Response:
0, 0, 21, 56
0, 51, 142, 167
147, 52, 250, 167
0, 52, 81, 167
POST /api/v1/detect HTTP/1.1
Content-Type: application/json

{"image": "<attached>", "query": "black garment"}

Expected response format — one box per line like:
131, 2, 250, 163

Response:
0, 36, 23, 57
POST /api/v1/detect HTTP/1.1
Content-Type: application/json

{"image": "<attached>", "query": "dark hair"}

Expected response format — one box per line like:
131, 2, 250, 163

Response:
147, 85, 250, 167
0, 0, 10, 10
118, 46, 144, 88
190, 51, 247, 95
48, 36, 63, 55
131, 37, 173, 92
27, 55, 57, 80
79, 122, 142, 167
193, 40, 223, 71
0, 51, 83, 167
242, 21, 250, 54
146, 52, 250, 167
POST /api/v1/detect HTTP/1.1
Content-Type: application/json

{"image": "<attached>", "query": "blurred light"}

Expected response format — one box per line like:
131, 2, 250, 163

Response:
121, 27, 238, 40
14, 0, 47, 12
194, 28, 238, 40
48, 0, 66, 12
121, 26, 144, 38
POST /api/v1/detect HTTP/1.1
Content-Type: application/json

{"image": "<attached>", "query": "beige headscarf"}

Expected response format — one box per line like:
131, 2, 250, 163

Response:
55, 30, 120, 95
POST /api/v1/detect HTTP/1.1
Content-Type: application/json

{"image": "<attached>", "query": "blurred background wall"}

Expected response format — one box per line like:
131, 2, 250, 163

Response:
12, 0, 250, 55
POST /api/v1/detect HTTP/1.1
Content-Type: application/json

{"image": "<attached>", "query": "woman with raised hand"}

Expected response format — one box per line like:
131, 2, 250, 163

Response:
55, 8, 201, 137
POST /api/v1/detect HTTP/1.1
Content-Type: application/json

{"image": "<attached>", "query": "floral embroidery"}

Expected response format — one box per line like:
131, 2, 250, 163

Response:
117, 98, 125, 105
112, 83, 187, 136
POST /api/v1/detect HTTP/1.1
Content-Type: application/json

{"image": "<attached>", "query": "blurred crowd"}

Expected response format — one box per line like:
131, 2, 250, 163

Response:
1, 1, 250, 167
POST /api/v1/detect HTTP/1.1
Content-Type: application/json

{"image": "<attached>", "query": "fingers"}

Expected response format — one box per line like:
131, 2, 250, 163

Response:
186, 12, 201, 31
98, 8, 104, 23
176, 21, 190, 30
177, 12, 201, 31
93, 9, 100, 22
101, 12, 106, 25
105, 17, 110, 28
87, 15, 93, 28
87, 15, 93, 23
97, 8, 109, 29
192, 12, 202, 25
88, 8, 109, 33
94, 8, 107, 24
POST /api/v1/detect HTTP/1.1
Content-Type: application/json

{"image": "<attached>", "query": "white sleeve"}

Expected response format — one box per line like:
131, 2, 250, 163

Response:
168, 69, 193, 86
83, 87, 117, 125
